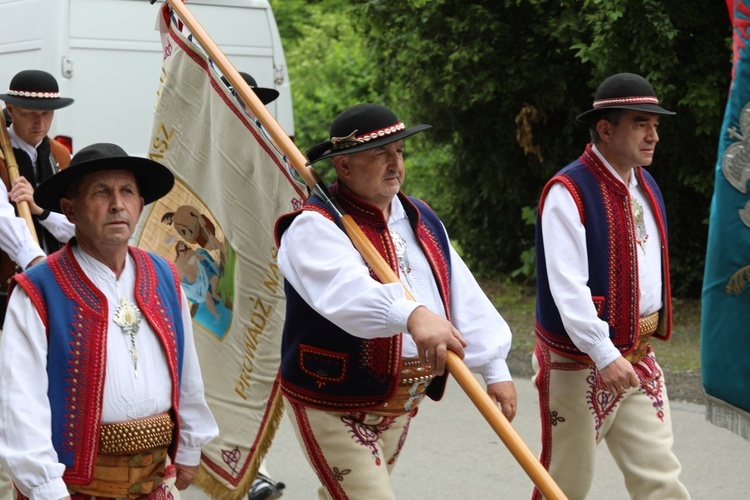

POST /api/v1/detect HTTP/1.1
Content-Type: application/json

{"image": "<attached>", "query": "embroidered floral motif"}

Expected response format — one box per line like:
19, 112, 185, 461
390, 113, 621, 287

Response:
550, 410, 566, 426
331, 466, 351, 482
634, 353, 666, 421
341, 413, 397, 466
586, 370, 623, 441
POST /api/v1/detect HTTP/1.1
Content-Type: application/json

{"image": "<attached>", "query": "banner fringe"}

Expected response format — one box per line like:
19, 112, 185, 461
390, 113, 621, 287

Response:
705, 394, 750, 441
193, 387, 286, 500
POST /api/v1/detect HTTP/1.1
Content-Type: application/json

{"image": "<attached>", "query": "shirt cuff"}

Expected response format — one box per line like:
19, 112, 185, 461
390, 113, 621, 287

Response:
589, 339, 622, 369
28, 477, 69, 500
386, 298, 423, 334
479, 358, 512, 385
15, 244, 45, 270
175, 442, 203, 467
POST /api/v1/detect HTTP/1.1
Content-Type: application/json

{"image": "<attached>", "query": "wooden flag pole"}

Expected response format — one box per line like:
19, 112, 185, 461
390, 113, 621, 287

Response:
0, 110, 38, 243
163, 2, 566, 498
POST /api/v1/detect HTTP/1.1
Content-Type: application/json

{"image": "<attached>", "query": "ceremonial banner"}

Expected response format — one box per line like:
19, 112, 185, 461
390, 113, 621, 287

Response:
701, 0, 750, 440
133, 9, 306, 498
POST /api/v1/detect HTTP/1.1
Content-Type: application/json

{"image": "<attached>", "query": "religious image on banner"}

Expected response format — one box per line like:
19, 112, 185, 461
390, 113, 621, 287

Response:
148, 184, 235, 339
701, 0, 750, 440
132, 5, 307, 498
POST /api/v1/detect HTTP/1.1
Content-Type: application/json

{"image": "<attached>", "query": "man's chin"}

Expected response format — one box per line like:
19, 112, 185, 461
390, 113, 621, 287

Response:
104, 227, 134, 241
383, 181, 401, 193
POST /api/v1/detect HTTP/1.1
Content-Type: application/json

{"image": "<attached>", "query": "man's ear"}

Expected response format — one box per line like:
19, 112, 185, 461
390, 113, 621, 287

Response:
59, 199, 75, 222
333, 155, 350, 179
595, 119, 612, 143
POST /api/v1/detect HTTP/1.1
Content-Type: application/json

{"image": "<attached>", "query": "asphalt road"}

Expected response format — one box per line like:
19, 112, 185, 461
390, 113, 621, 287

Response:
184, 375, 750, 499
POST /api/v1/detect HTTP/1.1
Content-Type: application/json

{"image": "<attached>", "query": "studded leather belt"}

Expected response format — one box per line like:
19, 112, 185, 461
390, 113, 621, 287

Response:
98, 412, 174, 455
371, 357, 434, 416
623, 311, 660, 364
68, 413, 175, 499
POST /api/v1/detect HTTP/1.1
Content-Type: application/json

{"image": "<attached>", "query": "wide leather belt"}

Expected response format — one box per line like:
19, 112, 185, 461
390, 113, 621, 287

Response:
99, 412, 174, 455
372, 357, 434, 416
637, 311, 660, 336
623, 311, 660, 364
69, 413, 174, 499
70, 448, 169, 499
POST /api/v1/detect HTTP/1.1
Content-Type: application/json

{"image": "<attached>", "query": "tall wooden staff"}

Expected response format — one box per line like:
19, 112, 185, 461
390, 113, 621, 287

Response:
0, 110, 38, 243
163, 1, 566, 498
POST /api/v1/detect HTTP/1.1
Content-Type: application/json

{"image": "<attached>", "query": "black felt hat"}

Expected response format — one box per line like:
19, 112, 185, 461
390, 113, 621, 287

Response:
0, 70, 74, 110
576, 73, 675, 123
35, 143, 174, 212
305, 103, 432, 165
222, 72, 279, 105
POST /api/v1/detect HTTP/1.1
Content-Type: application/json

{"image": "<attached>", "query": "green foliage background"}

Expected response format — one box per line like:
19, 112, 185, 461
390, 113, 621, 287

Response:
271, 0, 731, 297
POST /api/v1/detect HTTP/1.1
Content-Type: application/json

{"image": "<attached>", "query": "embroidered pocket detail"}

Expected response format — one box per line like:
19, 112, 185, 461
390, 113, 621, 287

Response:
299, 345, 348, 388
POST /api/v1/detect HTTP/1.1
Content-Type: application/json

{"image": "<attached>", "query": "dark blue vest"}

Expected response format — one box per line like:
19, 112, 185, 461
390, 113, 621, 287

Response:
275, 185, 452, 410
535, 145, 672, 360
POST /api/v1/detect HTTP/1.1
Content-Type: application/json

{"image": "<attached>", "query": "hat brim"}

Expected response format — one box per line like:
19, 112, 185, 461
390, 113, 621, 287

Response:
35, 157, 174, 213
0, 94, 74, 111
576, 103, 675, 123
306, 124, 432, 165
254, 87, 279, 105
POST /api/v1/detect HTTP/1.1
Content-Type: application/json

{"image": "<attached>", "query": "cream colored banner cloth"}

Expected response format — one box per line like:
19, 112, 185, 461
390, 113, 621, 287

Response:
133, 12, 306, 499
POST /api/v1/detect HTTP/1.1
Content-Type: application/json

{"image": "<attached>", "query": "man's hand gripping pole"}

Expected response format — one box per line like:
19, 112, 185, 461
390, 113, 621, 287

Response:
0, 110, 38, 243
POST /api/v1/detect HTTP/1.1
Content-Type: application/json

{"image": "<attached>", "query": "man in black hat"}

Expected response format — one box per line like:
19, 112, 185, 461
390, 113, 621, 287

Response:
222, 71, 280, 107
532, 73, 689, 499
0, 70, 77, 324
274, 103, 517, 498
0, 143, 218, 499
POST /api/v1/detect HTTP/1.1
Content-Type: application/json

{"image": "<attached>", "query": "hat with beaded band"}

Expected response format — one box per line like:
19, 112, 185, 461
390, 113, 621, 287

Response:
305, 103, 431, 165
0, 70, 74, 110
576, 72, 675, 123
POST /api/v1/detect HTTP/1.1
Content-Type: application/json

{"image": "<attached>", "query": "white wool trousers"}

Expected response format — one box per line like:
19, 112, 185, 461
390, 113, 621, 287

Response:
532, 343, 690, 500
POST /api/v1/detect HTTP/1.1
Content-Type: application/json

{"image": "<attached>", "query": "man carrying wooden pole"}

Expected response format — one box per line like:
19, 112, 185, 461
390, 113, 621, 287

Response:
159, 1, 567, 498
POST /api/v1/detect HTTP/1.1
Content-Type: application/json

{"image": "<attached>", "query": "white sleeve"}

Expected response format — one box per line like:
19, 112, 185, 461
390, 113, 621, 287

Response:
0, 287, 69, 500
541, 183, 621, 368
174, 289, 219, 466
448, 245, 513, 384
0, 183, 45, 269
38, 211, 75, 244
277, 211, 420, 338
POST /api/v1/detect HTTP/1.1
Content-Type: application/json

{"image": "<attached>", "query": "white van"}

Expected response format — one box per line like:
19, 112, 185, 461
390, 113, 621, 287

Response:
0, 0, 294, 156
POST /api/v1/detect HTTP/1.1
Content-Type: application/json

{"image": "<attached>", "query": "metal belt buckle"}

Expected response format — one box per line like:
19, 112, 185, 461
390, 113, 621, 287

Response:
403, 379, 429, 411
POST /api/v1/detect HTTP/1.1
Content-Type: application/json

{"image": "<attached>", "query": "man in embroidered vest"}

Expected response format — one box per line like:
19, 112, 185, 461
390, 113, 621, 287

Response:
0, 143, 219, 500
0, 69, 77, 327
274, 103, 517, 499
532, 73, 690, 499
